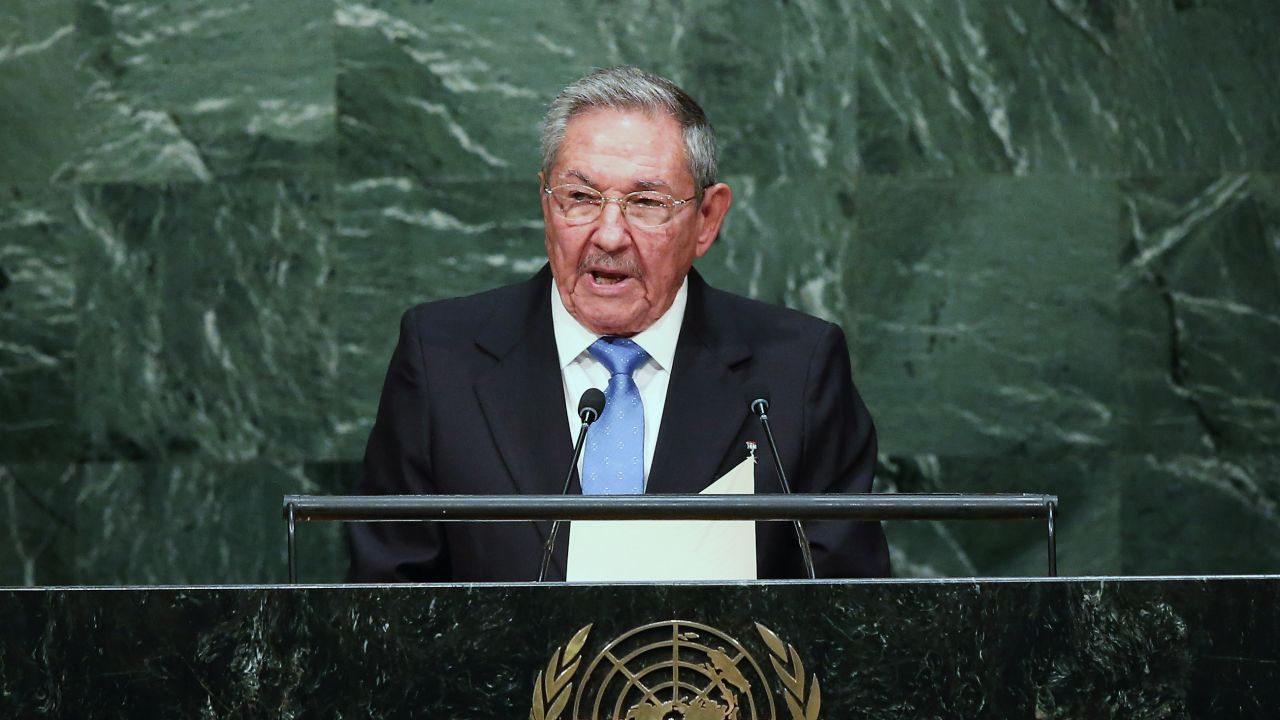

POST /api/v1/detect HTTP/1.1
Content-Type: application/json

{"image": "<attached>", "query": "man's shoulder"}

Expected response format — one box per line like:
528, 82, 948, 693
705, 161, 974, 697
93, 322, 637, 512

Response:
697, 280, 841, 343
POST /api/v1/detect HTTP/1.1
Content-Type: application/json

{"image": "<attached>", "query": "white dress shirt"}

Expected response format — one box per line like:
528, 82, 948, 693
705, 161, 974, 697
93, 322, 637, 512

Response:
551, 277, 688, 487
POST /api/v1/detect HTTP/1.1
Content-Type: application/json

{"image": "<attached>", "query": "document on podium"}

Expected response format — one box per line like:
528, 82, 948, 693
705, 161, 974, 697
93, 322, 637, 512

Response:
566, 455, 757, 582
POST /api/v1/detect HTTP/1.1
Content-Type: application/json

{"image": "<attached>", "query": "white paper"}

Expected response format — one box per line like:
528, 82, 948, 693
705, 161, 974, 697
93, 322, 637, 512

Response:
566, 456, 757, 582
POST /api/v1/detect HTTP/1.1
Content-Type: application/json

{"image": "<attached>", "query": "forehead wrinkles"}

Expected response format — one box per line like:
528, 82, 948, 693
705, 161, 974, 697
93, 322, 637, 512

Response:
560, 169, 673, 193
554, 111, 689, 188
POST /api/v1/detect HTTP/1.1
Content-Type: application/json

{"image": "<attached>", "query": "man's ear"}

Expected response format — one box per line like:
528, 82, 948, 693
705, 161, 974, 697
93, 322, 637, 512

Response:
693, 182, 733, 257
538, 172, 551, 218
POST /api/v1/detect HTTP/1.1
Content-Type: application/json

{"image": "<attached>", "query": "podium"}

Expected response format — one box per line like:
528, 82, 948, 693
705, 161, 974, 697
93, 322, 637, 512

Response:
3, 577, 1279, 717
5, 494, 1276, 716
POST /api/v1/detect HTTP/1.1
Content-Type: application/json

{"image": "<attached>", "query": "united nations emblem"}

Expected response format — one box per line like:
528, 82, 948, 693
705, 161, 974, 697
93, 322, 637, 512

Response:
529, 620, 821, 720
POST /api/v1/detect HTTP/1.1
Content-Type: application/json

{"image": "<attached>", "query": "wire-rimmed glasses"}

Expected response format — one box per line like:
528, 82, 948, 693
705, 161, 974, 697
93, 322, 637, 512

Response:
543, 184, 697, 228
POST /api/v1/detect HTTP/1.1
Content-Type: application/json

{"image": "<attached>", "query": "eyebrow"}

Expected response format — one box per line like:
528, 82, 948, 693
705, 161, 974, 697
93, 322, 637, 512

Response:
633, 179, 672, 191
562, 169, 672, 192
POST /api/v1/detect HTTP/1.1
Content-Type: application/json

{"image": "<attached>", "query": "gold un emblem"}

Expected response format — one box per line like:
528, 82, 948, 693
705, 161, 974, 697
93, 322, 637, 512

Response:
529, 620, 822, 720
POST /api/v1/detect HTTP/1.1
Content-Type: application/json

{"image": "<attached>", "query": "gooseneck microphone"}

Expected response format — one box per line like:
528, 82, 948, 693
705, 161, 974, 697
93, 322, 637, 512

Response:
537, 388, 606, 581
745, 381, 817, 580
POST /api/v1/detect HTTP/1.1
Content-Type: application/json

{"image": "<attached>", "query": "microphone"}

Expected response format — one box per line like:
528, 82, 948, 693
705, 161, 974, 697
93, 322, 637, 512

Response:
745, 380, 816, 579
537, 388, 606, 581
577, 388, 606, 425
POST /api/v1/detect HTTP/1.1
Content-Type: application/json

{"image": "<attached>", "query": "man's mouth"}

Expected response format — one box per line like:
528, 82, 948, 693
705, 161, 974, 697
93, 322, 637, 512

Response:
589, 270, 630, 286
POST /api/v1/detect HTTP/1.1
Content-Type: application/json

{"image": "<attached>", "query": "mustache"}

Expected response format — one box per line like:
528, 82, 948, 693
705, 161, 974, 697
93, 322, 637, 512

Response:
578, 253, 642, 278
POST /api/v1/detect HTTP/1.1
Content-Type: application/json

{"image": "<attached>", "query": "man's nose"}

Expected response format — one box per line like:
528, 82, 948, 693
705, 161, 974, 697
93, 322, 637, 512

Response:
591, 198, 631, 250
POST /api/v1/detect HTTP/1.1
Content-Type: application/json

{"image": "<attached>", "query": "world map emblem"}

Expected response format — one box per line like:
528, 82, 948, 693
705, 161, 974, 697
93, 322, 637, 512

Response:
529, 620, 822, 720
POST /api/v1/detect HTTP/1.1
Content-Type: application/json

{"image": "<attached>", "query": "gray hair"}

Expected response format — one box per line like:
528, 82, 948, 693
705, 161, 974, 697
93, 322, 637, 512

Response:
539, 66, 718, 201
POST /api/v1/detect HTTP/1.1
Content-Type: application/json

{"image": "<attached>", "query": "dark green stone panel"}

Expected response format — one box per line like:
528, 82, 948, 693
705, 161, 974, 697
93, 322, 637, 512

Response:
1, 0, 335, 185
0, 464, 77, 587
71, 181, 341, 463
856, 0, 1121, 175
695, 172, 856, 324
857, 0, 1280, 175
70, 461, 346, 585
0, 1, 95, 184
337, 0, 860, 183
1, 0, 1278, 587
0, 461, 347, 588
0, 187, 79, 461
336, 0, 583, 183
847, 175, 1121, 457
881, 452, 1118, 578
1121, 454, 1280, 576
1120, 175, 1280, 454
52, 0, 334, 184
1120, 1, 1280, 173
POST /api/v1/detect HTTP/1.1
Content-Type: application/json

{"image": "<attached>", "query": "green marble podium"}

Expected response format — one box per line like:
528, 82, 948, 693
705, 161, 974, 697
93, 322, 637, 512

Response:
3, 577, 1278, 718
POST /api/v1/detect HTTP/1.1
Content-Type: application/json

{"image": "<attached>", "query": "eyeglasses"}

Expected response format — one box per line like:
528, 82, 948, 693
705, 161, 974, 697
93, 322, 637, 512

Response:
543, 184, 697, 228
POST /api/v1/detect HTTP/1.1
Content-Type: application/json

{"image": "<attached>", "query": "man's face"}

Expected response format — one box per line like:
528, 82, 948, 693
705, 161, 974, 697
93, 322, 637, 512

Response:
541, 109, 732, 336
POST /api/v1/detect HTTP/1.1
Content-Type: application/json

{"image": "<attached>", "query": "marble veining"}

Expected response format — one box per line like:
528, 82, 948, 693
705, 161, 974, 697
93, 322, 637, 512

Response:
3, 578, 1280, 717
0, 1, 1277, 587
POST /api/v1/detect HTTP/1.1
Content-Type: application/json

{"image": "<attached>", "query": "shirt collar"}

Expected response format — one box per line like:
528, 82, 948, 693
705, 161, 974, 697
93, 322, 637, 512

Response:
551, 276, 688, 372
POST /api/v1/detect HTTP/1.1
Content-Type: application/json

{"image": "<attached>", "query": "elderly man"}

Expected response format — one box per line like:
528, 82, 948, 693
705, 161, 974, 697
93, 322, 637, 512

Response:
348, 67, 888, 582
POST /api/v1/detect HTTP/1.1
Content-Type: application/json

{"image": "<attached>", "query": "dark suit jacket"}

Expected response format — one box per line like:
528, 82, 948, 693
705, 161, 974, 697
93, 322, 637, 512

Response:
347, 265, 889, 582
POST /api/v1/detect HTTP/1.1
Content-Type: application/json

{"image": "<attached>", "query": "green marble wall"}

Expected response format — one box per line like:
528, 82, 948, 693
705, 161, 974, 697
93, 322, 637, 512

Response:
2, 0, 1277, 585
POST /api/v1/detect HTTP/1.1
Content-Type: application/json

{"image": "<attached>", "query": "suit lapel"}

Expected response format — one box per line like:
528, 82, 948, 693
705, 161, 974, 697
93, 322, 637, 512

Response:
473, 268, 573, 501
647, 271, 753, 494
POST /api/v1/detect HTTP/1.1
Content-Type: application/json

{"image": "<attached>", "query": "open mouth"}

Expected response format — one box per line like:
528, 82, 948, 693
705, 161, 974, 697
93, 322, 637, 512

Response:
588, 270, 631, 286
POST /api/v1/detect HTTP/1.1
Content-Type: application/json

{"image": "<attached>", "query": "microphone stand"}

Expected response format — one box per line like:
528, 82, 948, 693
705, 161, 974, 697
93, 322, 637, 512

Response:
537, 403, 600, 581
752, 398, 817, 580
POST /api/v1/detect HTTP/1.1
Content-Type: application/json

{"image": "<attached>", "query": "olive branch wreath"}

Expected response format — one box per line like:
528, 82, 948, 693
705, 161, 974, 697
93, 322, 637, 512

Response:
529, 624, 592, 720
756, 623, 821, 720
530, 622, 820, 720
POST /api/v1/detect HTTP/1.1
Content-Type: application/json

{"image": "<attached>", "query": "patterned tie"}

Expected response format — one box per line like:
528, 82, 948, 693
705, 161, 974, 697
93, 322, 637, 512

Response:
581, 337, 649, 495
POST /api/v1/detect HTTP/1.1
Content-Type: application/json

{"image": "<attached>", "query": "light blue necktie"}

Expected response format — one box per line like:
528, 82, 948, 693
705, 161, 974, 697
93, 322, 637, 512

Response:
581, 337, 649, 495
